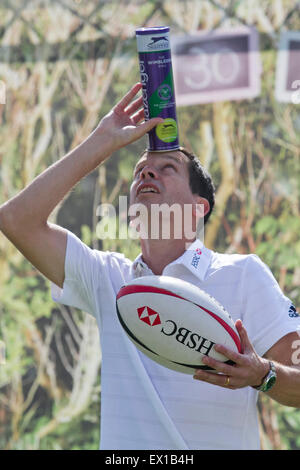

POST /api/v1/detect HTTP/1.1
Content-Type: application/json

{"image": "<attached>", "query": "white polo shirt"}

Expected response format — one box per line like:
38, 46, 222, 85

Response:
51, 231, 300, 450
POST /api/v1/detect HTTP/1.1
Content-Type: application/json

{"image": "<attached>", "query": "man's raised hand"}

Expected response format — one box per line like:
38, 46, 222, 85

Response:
95, 83, 163, 152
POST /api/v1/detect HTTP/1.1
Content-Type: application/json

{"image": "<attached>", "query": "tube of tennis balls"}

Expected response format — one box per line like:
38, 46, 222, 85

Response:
136, 26, 179, 152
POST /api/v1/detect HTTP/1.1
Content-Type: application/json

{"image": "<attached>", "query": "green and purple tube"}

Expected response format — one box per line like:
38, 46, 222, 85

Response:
136, 26, 179, 152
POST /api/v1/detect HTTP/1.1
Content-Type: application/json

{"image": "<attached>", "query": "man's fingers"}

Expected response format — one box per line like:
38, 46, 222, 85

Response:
235, 319, 253, 354
119, 117, 163, 147
133, 117, 164, 139
125, 96, 143, 117
214, 343, 245, 366
114, 83, 142, 113
201, 355, 236, 376
193, 369, 236, 389
131, 108, 145, 125
110, 82, 164, 143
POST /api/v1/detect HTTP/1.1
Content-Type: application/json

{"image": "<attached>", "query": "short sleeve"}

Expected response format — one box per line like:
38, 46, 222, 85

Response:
51, 231, 131, 318
241, 254, 300, 357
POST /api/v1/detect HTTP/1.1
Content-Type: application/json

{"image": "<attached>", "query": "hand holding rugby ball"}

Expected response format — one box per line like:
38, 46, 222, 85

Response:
116, 276, 241, 374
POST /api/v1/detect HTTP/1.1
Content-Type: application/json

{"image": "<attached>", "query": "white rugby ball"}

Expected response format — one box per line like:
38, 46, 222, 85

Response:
116, 276, 241, 374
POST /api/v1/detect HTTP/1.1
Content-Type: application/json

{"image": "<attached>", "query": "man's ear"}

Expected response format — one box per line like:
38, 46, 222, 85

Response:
192, 196, 210, 219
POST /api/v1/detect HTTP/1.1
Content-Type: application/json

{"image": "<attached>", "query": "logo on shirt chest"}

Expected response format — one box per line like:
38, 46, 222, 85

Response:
191, 248, 202, 269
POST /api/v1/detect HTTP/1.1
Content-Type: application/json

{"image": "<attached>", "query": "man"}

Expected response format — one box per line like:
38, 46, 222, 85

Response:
1, 83, 300, 450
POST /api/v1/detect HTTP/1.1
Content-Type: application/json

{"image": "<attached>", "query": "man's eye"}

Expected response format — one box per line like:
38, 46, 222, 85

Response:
163, 164, 175, 171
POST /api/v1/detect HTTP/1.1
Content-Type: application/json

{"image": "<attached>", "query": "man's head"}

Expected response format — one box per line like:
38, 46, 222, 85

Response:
130, 146, 215, 225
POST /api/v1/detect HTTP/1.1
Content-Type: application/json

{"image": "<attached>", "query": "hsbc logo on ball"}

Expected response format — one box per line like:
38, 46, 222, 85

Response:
137, 306, 215, 356
137, 306, 162, 326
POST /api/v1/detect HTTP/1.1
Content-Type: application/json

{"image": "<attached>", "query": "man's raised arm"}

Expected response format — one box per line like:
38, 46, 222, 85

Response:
0, 83, 162, 288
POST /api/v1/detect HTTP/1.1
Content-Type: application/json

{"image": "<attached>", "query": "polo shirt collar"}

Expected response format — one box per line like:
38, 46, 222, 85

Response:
132, 239, 212, 281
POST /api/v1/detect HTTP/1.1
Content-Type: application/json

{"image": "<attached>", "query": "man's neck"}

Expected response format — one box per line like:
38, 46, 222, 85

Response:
140, 238, 194, 275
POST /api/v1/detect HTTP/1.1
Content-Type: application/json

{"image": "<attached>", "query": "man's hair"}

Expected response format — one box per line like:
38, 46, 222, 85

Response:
178, 146, 215, 225
138, 147, 215, 225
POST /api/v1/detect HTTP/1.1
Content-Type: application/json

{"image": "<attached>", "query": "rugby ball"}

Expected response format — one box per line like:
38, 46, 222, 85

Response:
116, 276, 242, 374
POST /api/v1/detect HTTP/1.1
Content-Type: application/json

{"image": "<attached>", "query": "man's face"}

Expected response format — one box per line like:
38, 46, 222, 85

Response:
129, 150, 207, 241
130, 150, 196, 208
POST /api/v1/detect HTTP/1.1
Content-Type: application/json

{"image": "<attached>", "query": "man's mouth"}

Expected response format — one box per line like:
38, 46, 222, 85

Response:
137, 184, 159, 195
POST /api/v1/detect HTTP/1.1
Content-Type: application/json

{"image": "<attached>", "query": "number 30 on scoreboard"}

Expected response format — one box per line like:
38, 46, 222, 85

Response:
172, 27, 261, 105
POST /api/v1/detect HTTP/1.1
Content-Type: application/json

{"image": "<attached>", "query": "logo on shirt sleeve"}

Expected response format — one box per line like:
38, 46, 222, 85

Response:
288, 304, 299, 318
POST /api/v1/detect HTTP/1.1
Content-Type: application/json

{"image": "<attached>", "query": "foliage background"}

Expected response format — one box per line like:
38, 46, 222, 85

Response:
0, 0, 299, 450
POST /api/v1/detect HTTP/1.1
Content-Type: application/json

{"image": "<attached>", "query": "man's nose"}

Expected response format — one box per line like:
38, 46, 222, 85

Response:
140, 165, 158, 179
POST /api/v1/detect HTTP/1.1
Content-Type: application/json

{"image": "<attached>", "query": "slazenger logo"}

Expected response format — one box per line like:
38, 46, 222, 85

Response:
137, 306, 214, 356
191, 247, 202, 269
289, 304, 300, 318
147, 36, 169, 49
